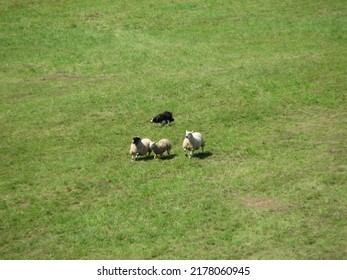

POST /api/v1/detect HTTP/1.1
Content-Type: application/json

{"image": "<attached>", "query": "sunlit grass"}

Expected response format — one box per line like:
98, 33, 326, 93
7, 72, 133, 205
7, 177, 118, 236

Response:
0, 0, 346, 259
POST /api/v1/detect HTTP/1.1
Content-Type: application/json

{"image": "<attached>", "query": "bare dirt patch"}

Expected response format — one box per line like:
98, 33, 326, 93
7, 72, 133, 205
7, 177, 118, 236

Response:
242, 198, 290, 210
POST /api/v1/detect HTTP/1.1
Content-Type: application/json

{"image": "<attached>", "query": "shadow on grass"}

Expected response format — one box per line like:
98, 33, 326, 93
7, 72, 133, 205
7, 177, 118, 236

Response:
158, 154, 177, 160
151, 122, 175, 128
193, 151, 213, 159
134, 155, 155, 161
134, 154, 177, 161
133, 152, 211, 161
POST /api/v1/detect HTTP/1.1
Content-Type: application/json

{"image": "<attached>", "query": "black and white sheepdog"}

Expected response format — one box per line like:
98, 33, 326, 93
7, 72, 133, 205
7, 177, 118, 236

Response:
150, 111, 174, 126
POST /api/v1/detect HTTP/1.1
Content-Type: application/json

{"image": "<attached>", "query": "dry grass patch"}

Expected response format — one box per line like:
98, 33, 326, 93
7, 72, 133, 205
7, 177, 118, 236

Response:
242, 197, 291, 210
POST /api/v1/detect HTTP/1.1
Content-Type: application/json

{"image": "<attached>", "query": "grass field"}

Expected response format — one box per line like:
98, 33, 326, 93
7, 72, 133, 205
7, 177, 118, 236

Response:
1, 0, 346, 259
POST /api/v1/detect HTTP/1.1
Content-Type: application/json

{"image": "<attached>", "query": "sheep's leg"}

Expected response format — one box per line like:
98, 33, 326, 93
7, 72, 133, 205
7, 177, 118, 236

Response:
184, 148, 187, 157
201, 145, 205, 153
189, 150, 193, 158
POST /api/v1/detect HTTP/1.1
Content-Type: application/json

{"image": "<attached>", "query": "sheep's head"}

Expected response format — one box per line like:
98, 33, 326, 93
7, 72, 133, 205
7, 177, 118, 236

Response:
132, 136, 141, 145
185, 130, 193, 139
149, 141, 156, 149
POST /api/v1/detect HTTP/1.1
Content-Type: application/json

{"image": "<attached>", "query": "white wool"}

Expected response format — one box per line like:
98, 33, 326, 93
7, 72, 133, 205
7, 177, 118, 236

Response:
129, 137, 152, 160
182, 130, 205, 158
149, 139, 171, 158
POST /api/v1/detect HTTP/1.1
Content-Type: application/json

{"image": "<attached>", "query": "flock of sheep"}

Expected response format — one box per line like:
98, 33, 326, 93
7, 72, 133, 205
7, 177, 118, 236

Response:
129, 111, 205, 161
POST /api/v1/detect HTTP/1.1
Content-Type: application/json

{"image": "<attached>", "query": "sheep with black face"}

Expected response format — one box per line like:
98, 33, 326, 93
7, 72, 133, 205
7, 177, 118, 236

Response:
129, 136, 152, 160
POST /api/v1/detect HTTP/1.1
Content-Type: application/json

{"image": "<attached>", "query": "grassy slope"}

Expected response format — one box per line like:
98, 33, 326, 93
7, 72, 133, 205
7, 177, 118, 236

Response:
0, 0, 346, 259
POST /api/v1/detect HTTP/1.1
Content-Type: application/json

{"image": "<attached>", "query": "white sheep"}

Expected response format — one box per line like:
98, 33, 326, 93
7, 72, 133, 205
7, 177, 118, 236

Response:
182, 130, 205, 158
129, 136, 152, 160
149, 139, 172, 158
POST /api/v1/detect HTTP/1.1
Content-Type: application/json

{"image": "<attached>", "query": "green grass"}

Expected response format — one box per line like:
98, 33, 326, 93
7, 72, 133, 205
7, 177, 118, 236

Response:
1, 0, 346, 259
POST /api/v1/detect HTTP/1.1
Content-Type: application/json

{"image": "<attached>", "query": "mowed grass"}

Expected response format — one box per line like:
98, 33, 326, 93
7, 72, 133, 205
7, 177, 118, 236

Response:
1, 0, 346, 259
